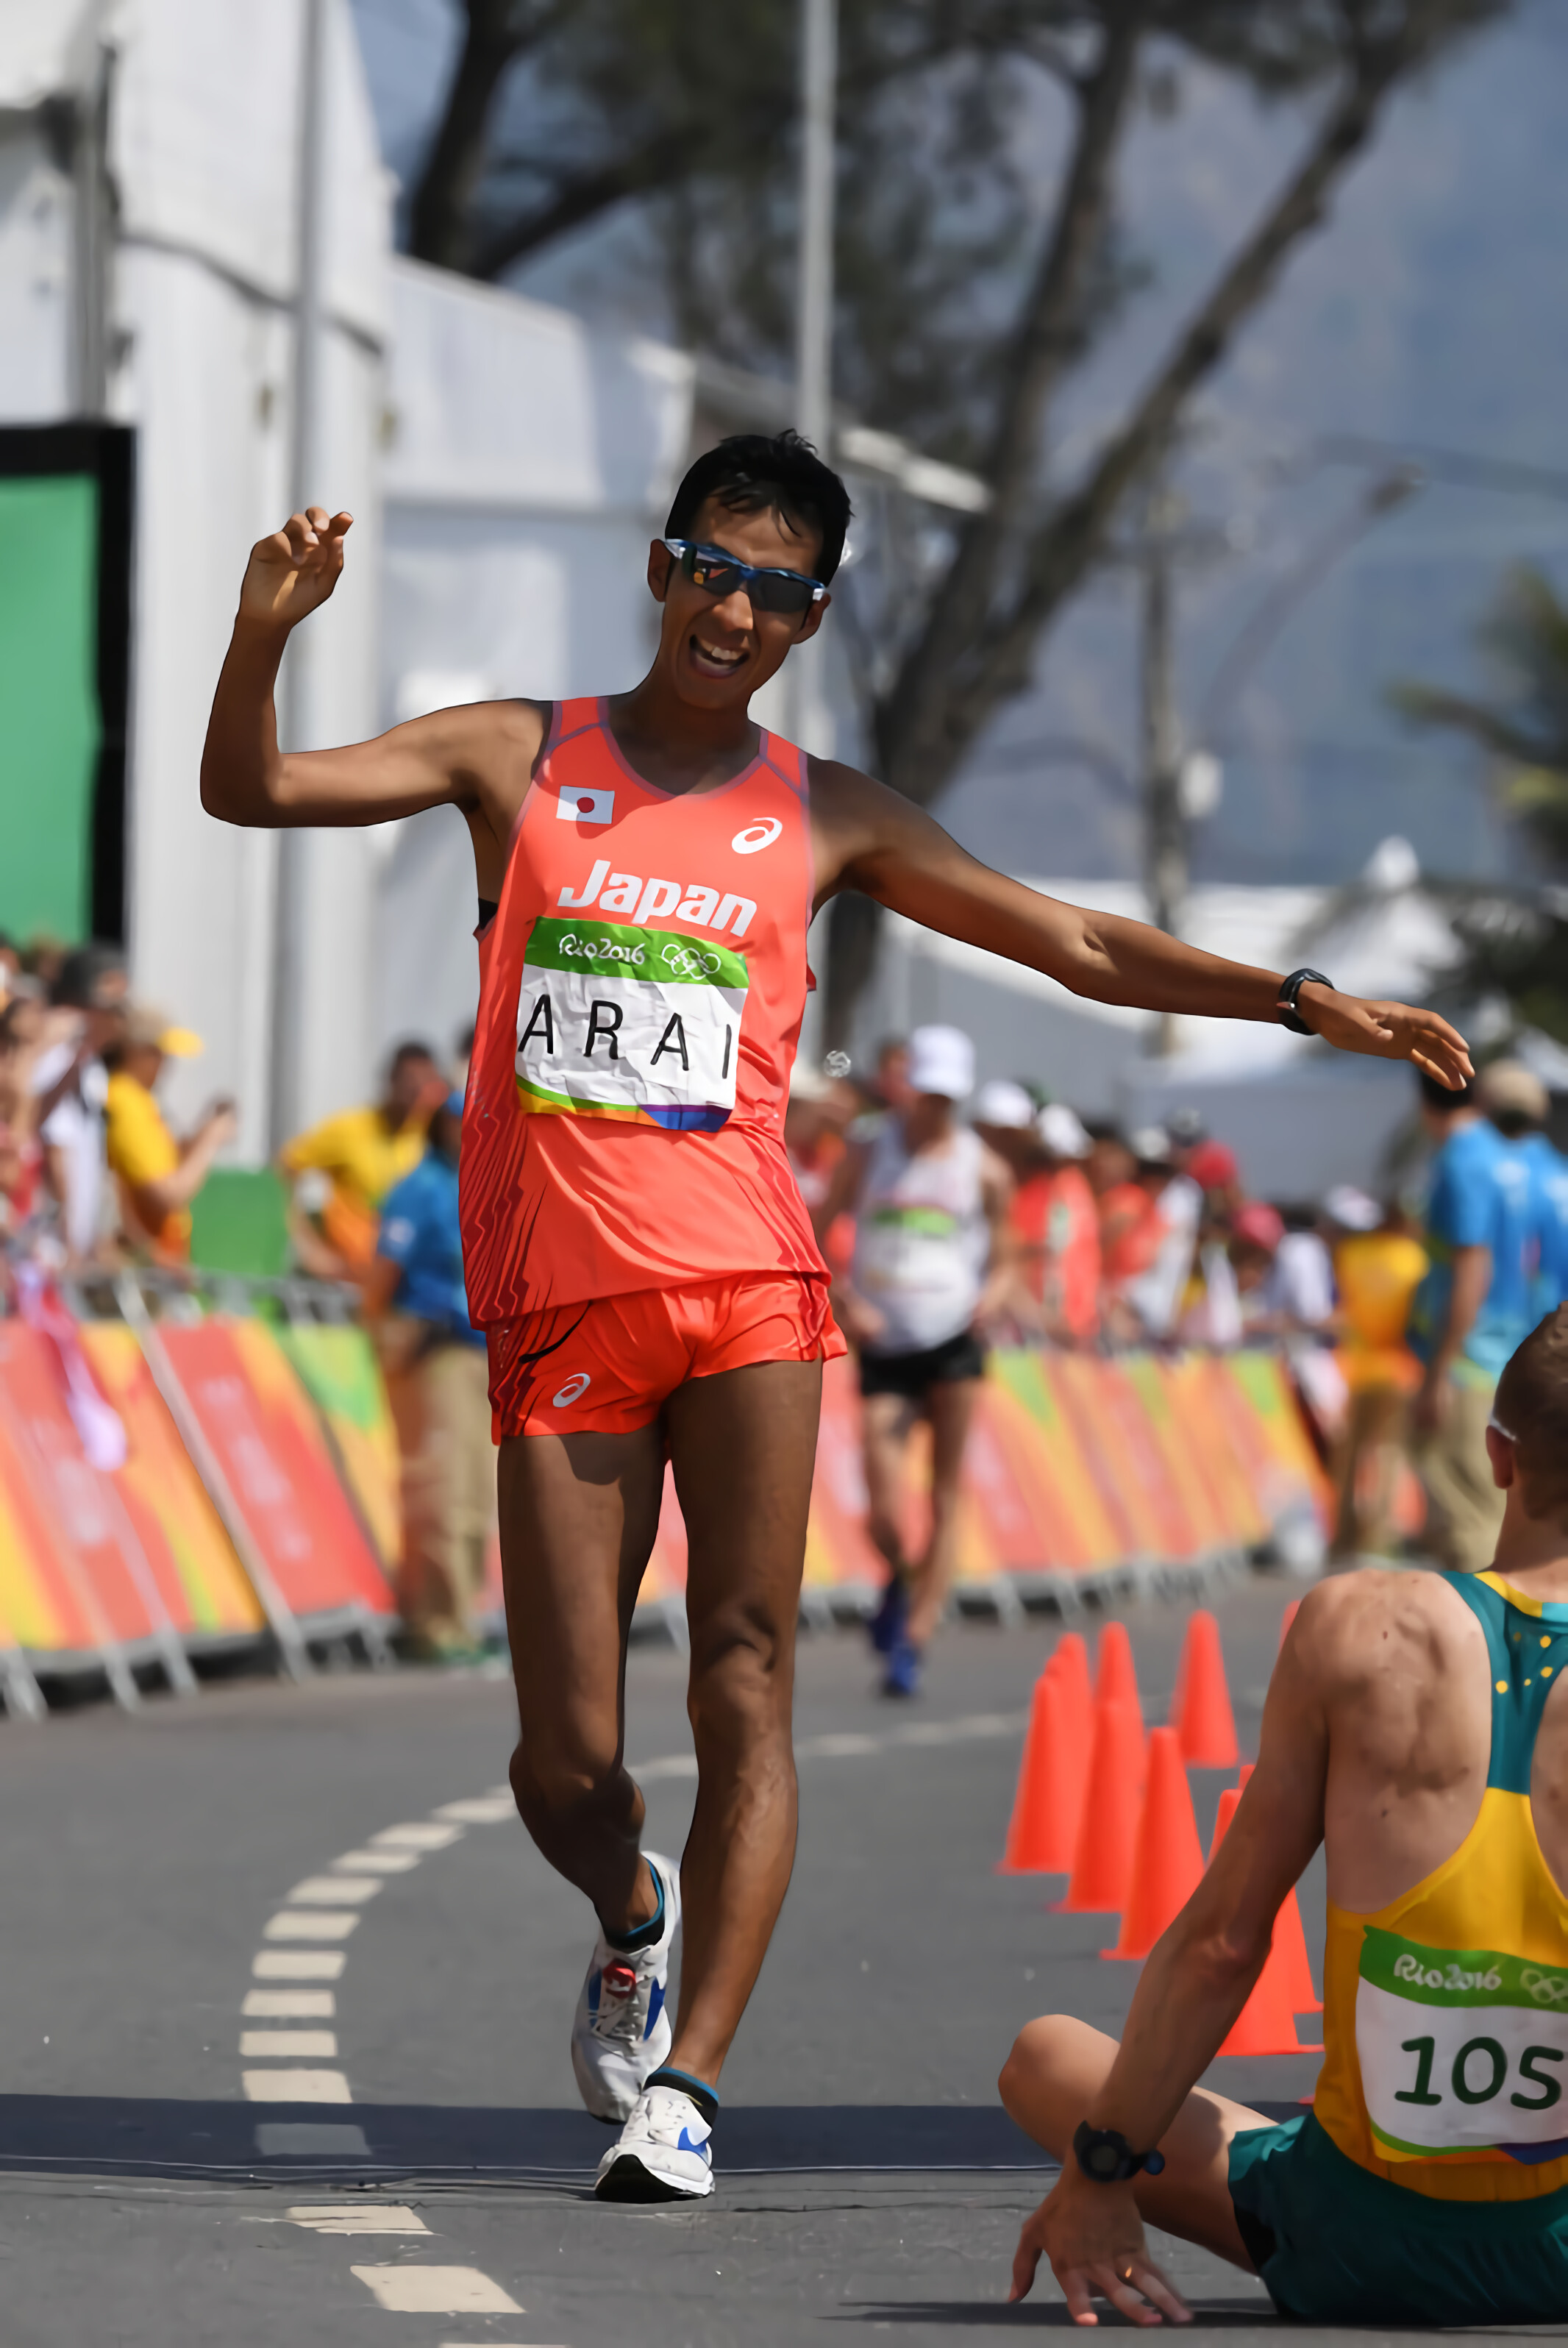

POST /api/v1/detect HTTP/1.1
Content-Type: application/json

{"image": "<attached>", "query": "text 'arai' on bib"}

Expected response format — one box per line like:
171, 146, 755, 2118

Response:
1356, 1926, 1568, 2160
515, 914, 748, 1133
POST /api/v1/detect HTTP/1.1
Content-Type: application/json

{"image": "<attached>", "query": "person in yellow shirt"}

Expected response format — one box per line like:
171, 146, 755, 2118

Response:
1327, 1186, 1430, 1562
104, 1006, 238, 1262
278, 1039, 445, 1279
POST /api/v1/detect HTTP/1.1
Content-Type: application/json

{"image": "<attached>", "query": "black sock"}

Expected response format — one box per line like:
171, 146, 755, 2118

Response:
645, 2066, 719, 2127
602, 1865, 664, 1954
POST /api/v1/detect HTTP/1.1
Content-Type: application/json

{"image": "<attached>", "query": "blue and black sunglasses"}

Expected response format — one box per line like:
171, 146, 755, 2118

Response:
663, 538, 827, 617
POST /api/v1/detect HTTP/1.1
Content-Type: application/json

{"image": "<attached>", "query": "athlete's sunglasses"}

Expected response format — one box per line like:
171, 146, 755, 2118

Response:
662, 538, 827, 617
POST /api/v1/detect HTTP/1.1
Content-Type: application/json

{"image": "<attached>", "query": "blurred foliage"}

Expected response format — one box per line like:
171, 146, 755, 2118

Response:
1397, 566, 1568, 1036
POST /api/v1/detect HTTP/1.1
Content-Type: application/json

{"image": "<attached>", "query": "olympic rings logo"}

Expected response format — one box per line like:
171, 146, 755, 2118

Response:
1521, 1969, 1568, 2007
662, 942, 722, 979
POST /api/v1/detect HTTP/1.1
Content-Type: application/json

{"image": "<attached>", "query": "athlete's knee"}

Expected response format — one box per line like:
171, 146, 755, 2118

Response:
508, 1724, 624, 1829
999, 2013, 1091, 2118
686, 1609, 792, 1753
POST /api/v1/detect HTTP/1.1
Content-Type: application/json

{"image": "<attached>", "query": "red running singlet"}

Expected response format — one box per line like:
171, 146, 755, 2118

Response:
462, 697, 830, 1322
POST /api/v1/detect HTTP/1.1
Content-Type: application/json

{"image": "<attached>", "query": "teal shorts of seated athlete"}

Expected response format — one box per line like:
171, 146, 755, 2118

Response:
1228, 2111, 1568, 2327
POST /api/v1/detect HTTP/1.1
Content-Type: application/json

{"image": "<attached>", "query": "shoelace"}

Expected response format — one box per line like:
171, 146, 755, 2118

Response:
591, 1956, 649, 2047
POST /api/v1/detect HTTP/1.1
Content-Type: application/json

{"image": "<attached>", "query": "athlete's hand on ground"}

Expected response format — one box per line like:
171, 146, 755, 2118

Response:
238, 506, 353, 630
1010, 2174, 1191, 2326
1297, 986, 1471, 1090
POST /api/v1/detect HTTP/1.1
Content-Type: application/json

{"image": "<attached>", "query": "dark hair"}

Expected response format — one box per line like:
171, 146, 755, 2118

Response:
1492, 1107, 1536, 1140
666, 430, 852, 585
388, 1038, 438, 1075
52, 942, 125, 1009
1418, 1067, 1478, 1112
1496, 1307, 1568, 1526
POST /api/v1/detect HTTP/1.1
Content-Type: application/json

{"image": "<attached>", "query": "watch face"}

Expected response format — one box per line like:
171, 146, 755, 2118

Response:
1087, 2142, 1121, 2178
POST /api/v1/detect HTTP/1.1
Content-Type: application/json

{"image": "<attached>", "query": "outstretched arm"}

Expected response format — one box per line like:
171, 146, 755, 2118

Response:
199, 508, 541, 865
811, 764, 1471, 1089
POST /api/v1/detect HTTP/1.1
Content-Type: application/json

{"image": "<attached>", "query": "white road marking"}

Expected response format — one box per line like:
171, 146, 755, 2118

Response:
243, 2068, 352, 2103
371, 1822, 464, 1850
288, 2205, 428, 2235
333, 1849, 420, 1873
252, 1950, 346, 1981
263, 1911, 360, 1941
286, 1876, 382, 1905
244, 1989, 335, 2018
433, 1796, 516, 1824
352, 2266, 521, 2314
799, 1732, 880, 1757
627, 1710, 1024, 1783
240, 2029, 338, 2057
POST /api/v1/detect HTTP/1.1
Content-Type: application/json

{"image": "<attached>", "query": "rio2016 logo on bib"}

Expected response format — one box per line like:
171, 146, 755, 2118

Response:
732, 817, 782, 855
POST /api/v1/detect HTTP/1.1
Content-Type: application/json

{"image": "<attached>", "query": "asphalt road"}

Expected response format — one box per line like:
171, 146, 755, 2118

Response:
0, 1577, 1517, 2347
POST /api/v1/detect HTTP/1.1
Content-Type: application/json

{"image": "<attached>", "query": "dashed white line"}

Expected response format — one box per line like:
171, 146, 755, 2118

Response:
240, 2030, 338, 2057
434, 1796, 516, 1824
285, 1876, 382, 1905
332, 1848, 420, 1873
243, 1989, 335, 2018
288, 2205, 429, 2235
371, 1822, 465, 1851
243, 2067, 352, 2103
352, 2266, 521, 2314
263, 1911, 360, 1942
253, 1949, 346, 1981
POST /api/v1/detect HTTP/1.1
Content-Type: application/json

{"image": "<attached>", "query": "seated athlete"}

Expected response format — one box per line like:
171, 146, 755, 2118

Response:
1000, 1304, 1568, 2328
202, 430, 1469, 2205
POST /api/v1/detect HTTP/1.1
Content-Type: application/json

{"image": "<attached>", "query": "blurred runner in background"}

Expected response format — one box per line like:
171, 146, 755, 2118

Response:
1015, 1103, 1100, 1345
364, 1089, 494, 1659
279, 1038, 445, 1281
104, 1007, 238, 1264
822, 1025, 1013, 1697
1409, 1064, 1544, 1572
1326, 1184, 1428, 1562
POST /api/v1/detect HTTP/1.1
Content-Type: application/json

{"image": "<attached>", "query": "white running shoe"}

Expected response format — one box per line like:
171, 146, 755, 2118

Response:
595, 2082, 715, 2202
569, 1851, 679, 2124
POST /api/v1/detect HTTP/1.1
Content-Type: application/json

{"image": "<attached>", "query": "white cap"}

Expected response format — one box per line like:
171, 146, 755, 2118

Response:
907, 1025, 974, 1102
973, 1078, 1036, 1129
1323, 1184, 1380, 1231
788, 1059, 835, 1103
1130, 1125, 1172, 1164
1038, 1102, 1091, 1159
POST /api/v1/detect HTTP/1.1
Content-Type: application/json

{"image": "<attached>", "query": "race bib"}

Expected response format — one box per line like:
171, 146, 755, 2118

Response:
857, 1203, 962, 1295
516, 915, 746, 1131
1357, 1926, 1568, 2157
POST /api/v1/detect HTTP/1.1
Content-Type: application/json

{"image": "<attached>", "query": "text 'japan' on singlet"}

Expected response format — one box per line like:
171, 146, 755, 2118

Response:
1314, 1570, 1568, 2202
851, 1119, 987, 1356
461, 697, 828, 1322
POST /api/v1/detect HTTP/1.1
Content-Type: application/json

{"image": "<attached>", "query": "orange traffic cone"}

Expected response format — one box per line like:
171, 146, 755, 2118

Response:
999, 1665, 1089, 1873
1094, 1620, 1144, 1732
1172, 1610, 1238, 1768
1102, 1726, 1205, 1959
1056, 1696, 1145, 1914
1207, 1789, 1322, 2054
1052, 1629, 1093, 1727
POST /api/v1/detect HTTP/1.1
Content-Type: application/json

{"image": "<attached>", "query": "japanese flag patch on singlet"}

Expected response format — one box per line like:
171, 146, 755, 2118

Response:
515, 915, 746, 1133
1356, 1926, 1568, 2160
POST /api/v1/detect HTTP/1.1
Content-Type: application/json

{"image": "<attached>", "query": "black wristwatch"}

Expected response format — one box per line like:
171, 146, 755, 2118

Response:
1275, 966, 1332, 1036
1073, 2121, 1166, 2183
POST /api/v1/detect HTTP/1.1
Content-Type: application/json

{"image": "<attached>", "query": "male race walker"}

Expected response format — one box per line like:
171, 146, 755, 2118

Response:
202, 430, 1469, 2202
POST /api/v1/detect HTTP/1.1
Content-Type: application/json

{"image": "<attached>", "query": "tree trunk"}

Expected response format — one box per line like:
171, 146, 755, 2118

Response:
408, 2, 528, 272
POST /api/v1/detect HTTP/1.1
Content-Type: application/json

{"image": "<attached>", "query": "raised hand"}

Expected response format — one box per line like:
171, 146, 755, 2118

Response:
1297, 985, 1472, 1091
238, 506, 353, 630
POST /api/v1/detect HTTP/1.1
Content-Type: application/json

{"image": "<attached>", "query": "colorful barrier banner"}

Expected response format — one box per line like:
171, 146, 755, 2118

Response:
153, 1317, 395, 1626
273, 1323, 402, 1572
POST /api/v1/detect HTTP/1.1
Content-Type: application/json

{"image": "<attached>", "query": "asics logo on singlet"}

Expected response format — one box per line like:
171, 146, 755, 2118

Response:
552, 1373, 592, 1406
557, 860, 755, 938
732, 817, 782, 855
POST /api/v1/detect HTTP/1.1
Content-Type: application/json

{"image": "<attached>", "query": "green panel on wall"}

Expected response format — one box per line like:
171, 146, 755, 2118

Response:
0, 473, 100, 940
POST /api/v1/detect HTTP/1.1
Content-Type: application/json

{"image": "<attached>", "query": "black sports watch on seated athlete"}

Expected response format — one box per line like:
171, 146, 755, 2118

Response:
1275, 966, 1333, 1036
1072, 2121, 1166, 2182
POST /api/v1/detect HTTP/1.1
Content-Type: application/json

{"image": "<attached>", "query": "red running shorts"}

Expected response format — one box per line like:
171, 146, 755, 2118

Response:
485, 1270, 845, 1440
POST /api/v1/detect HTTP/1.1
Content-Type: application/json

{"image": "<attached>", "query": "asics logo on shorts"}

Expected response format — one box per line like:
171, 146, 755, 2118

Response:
552, 1373, 592, 1407
731, 817, 782, 855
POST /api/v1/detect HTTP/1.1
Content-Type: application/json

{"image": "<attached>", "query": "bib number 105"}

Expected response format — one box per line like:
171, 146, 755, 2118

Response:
1394, 2034, 1562, 2110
